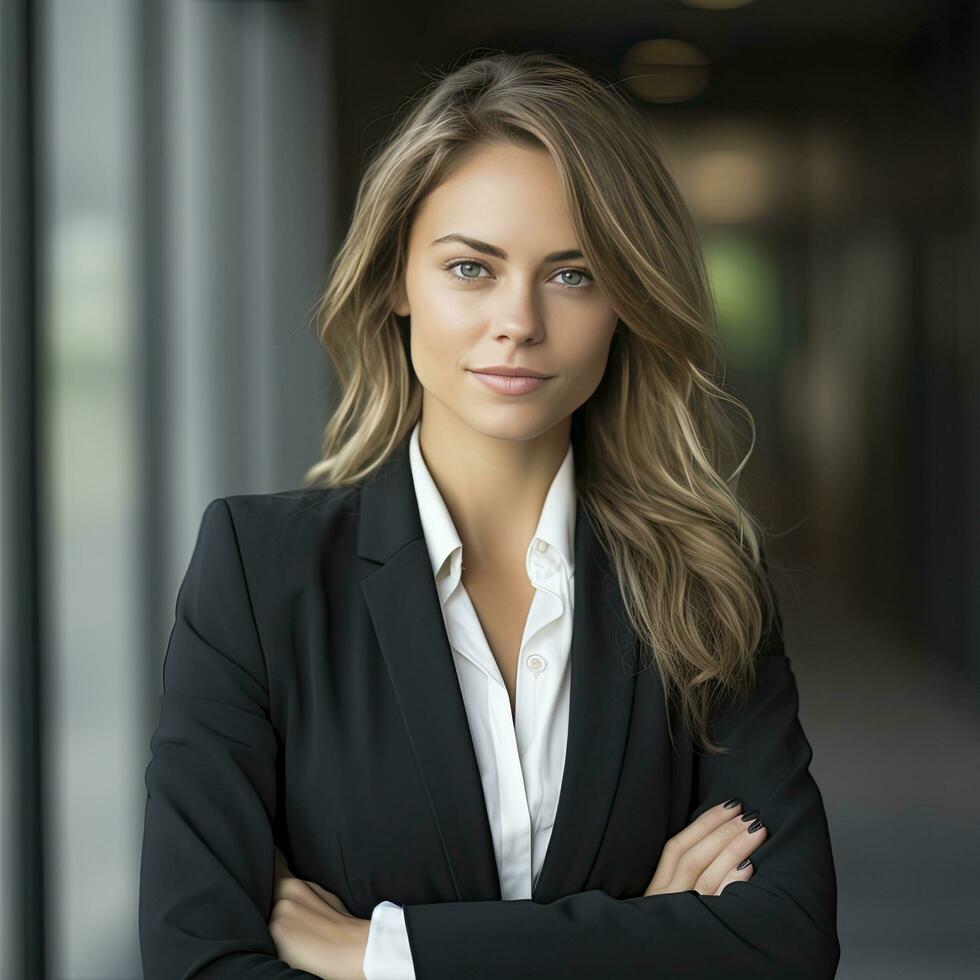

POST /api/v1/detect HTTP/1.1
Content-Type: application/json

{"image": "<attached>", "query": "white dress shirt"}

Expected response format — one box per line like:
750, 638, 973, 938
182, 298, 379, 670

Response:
361, 419, 577, 979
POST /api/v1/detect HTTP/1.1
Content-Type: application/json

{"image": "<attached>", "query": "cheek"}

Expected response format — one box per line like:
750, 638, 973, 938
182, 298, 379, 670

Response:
564, 323, 617, 388
426, 285, 472, 328
409, 306, 475, 386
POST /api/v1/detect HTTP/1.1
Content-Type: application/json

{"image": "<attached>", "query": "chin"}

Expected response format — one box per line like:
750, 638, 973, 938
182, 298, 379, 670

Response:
474, 415, 561, 444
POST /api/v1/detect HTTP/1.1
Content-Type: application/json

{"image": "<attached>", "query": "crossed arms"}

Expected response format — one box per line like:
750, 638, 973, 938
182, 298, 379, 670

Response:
138, 499, 839, 979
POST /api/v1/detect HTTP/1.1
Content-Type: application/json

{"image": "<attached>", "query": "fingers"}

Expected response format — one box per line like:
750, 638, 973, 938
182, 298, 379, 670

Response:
271, 849, 350, 917
306, 880, 351, 916
694, 815, 767, 896
646, 798, 744, 894
272, 848, 318, 909
646, 799, 769, 897
713, 856, 755, 896
274, 876, 350, 917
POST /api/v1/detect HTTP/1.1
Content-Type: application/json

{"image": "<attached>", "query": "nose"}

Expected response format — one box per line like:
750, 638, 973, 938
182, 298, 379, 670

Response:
491, 278, 545, 345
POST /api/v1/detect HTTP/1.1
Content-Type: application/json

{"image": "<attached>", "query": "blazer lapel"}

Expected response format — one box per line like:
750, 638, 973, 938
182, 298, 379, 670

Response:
358, 434, 501, 901
530, 501, 639, 903
357, 429, 641, 906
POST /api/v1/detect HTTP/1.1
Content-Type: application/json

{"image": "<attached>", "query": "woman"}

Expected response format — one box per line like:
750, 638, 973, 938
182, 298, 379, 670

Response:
139, 51, 839, 979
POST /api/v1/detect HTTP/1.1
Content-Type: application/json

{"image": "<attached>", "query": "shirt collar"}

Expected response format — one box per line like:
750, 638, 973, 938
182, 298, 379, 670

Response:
407, 418, 576, 586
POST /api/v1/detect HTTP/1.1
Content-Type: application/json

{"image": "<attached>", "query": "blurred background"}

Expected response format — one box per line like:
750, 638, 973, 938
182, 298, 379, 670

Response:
1, 0, 978, 977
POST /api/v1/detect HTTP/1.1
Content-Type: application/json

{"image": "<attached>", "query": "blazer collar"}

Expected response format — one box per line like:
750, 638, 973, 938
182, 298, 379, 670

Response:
357, 428, 641, 903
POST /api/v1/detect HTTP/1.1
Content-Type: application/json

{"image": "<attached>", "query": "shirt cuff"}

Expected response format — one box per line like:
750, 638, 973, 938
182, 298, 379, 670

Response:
362, 900, 416, 980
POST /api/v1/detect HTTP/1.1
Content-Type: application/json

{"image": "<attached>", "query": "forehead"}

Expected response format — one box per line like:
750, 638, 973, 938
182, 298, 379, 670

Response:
410, 143, 578, 250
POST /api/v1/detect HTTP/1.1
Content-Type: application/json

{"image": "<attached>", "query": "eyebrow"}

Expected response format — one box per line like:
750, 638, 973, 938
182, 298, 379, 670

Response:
430, 233, 584, 264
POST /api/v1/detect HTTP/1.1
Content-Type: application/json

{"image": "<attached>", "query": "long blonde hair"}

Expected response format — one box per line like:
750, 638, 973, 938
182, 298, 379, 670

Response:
303, 49, 781, 755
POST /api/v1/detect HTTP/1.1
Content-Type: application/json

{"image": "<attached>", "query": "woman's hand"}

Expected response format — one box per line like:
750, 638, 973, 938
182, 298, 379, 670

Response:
644, 799, 767, 897
268, 846, 371, 980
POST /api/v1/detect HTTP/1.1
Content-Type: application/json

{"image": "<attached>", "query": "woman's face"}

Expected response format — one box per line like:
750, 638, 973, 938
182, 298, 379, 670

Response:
392, 141, 620, 443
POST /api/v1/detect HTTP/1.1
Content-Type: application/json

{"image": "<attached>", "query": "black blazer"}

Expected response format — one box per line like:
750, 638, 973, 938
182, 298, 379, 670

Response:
138, 432, 840, 979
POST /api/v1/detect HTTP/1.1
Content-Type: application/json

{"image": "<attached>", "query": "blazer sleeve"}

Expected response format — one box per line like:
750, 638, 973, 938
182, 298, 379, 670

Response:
400, 562, 841, 980
138, 497, 319, 979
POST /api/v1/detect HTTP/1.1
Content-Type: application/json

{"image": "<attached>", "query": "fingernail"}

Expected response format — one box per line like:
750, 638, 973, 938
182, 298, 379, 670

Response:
747, 818, 764, 833
737, 858, 752, 870
723, 797, 741, 808
739, 809, 759, 822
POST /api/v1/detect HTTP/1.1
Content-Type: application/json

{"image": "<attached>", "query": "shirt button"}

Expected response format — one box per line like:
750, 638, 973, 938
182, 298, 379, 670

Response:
526, 654, 546, 674
534, 540, 548, 552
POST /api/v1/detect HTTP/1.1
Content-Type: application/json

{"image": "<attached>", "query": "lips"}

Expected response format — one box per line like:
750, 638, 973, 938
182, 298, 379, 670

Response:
468, 370, 551, 395
469, 366, 553, 379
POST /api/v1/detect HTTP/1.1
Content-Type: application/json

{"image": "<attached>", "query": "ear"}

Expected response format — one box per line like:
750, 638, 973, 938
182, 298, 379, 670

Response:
391, 279, 410, 318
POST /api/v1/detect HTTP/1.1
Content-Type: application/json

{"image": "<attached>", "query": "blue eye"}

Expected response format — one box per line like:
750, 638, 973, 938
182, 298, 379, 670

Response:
443, 260, 593, 290
446, 260, 488, 282
555, 269, 589, 288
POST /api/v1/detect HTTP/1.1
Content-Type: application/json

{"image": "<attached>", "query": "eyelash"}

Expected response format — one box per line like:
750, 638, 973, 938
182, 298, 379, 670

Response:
442, 259, 594, 291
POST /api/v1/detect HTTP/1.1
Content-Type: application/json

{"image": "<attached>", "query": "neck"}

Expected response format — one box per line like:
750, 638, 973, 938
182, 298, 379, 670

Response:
416, 403, 571, 570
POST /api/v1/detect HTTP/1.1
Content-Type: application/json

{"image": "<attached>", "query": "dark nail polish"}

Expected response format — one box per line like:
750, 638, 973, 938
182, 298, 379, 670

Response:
723, 797, 741, 808
736, 858, 752, 870
739, 809, 759, 822
747, 818, 764, 833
